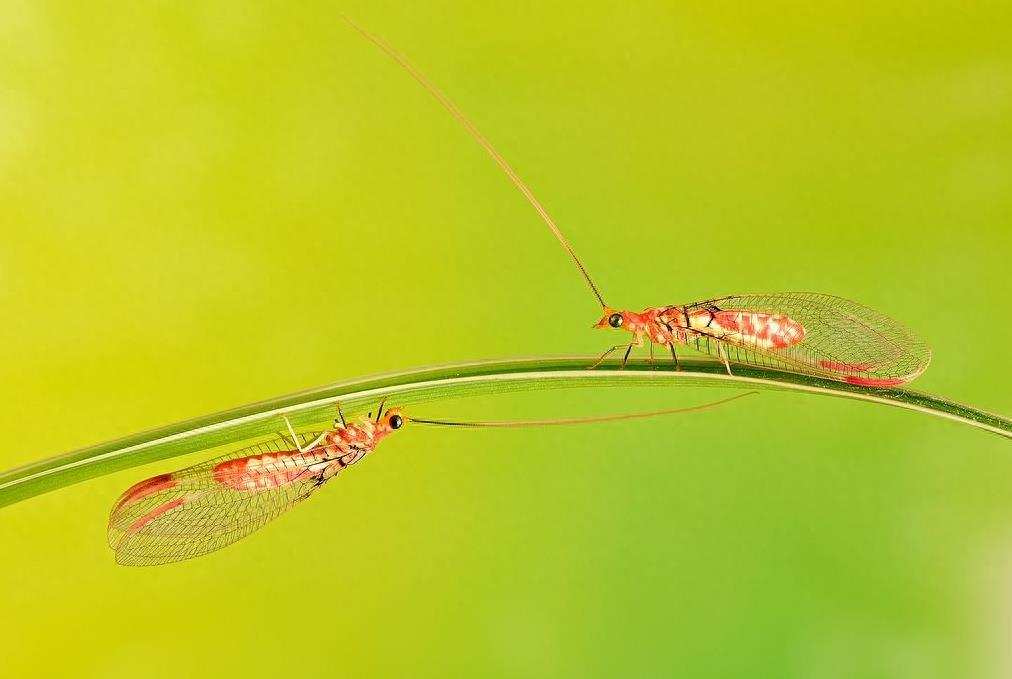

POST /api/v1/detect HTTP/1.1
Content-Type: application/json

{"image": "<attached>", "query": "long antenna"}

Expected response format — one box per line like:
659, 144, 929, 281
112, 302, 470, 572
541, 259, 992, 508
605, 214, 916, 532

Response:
408, 392, 757, 427
345, 16, 608, 310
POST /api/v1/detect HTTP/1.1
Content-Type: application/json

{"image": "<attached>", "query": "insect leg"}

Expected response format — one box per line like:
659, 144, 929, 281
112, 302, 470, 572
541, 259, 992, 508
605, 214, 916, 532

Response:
621, 343, 634, 369
715, 342, 733, 376
590, 345, 627, 369
620, 333, 647, 369
279, 415, 329, 454
660, 320, 683, 371
649, 342, 655, 366
302, 432, 330, 453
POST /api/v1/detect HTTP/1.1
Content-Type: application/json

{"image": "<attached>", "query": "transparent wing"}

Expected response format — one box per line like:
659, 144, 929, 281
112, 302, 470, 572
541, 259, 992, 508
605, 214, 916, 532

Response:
108, 433, 354, 566
677, 292, 931, 386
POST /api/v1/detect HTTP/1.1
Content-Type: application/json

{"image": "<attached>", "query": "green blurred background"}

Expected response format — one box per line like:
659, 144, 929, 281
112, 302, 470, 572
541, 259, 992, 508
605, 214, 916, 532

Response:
1, 1, 1010, 677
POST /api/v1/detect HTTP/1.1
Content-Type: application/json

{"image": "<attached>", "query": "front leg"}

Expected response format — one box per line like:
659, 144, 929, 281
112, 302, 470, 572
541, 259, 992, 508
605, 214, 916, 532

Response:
590, 344, 627, 369
620, 333, 645, 369
591, 332, 644, 370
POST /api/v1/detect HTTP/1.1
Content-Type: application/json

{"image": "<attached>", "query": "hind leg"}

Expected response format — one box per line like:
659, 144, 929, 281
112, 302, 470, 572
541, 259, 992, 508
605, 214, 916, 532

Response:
279, 414, 329, 453
591, 344, 630, 369
715, 342, 733, 376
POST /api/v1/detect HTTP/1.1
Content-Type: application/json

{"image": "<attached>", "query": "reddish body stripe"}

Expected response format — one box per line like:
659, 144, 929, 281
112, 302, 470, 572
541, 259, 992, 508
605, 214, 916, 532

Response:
844, 375, 907, 387
127, 497, 185, 535
213, 451, 317, 492
114, 473, 177, 512
705, 310, 806, 349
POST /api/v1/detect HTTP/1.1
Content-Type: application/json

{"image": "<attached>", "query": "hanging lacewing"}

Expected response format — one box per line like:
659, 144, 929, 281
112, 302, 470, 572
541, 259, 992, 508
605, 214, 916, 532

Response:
109, 394, 753, 566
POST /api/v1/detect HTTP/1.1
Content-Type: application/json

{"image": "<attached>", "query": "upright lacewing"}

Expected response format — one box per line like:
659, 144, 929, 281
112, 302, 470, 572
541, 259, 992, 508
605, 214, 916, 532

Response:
109, 394, 753, 566
349, 21, 930, 387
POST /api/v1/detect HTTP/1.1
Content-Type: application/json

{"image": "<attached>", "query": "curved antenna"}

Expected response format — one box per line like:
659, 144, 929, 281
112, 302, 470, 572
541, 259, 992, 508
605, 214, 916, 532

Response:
345, 16, 607, 310
408, 392, 757, 427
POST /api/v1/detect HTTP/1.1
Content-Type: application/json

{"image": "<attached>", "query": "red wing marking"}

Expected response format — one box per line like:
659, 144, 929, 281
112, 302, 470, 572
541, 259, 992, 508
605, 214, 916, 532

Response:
113, 473, 178, 513
819, 360, 876, 372
127, 497, 185, 535
843, 375, 906, 387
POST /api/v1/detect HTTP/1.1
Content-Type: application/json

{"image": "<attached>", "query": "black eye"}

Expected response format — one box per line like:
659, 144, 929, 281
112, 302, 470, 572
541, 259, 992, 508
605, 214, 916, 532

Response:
608, 313, 623, 328
389, 414, 403, 429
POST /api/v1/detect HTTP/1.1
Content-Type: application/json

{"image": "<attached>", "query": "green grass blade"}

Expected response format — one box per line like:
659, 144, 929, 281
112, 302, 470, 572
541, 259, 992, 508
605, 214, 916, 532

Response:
1, 356, 1008, 508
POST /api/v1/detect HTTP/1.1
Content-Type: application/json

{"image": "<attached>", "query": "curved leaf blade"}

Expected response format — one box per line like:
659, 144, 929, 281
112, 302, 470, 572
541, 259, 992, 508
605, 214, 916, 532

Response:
1, 356, 1008, 508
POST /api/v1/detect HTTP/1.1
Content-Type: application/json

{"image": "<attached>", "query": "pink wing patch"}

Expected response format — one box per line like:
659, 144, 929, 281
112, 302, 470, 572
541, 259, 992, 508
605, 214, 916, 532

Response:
843, 375, 907, 387
213, 451, 320, 492
819, 361, 905, 385
113, 473, 178, 513
818, 360, 876, 372
127, 497, 185, 535
707, 310, 806, 349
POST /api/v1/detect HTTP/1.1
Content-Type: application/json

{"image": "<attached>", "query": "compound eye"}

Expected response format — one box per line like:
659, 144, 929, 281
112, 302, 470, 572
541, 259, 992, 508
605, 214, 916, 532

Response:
388, 414, 403, 430
608, 313, 623, 328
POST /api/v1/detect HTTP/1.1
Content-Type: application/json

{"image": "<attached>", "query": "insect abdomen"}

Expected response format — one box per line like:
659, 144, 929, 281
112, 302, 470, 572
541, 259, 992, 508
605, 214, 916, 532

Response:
213, 450, 330, 492
692, 310, 806, 349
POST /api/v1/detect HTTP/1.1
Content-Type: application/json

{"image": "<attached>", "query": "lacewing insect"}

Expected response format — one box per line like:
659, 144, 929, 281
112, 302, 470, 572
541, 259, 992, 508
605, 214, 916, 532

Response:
349, 21, 931, 388
108, 394, 754, 566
